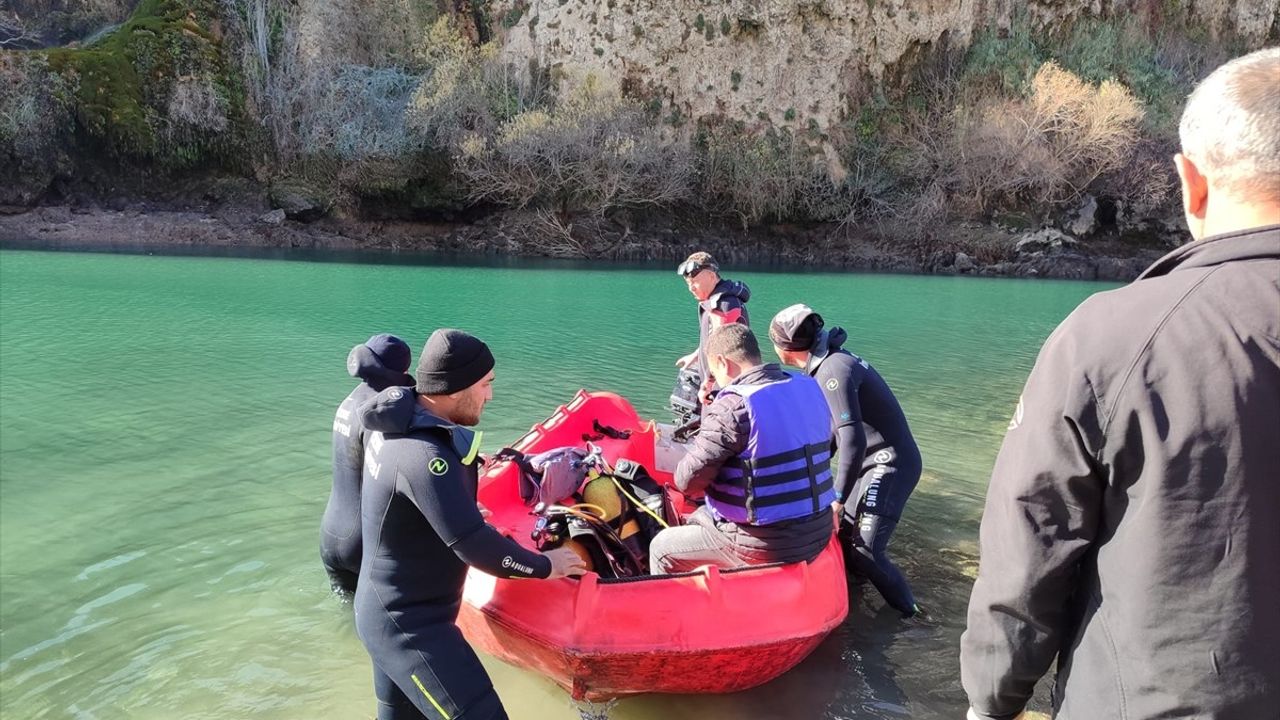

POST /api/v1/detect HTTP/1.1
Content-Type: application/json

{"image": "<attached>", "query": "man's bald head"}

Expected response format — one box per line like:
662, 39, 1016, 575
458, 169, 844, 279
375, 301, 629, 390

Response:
1179, 48, 1280, 203
1174, 48, 1280, 240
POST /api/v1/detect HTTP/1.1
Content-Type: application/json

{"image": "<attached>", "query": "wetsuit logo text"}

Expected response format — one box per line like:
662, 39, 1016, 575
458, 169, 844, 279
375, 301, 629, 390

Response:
501, 556, 534, 574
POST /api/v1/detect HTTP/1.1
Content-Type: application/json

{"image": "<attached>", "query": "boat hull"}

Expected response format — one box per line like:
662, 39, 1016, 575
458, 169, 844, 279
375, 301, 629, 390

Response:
460, 391, 849, 700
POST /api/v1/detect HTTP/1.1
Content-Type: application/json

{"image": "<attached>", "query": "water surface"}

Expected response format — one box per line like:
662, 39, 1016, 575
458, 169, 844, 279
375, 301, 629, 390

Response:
0, 247, 1114, 719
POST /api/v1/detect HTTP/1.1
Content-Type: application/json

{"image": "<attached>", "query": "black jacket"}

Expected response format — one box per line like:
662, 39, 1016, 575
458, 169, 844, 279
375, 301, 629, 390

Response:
354, 387, 550, 626
961, 225, 1280, 719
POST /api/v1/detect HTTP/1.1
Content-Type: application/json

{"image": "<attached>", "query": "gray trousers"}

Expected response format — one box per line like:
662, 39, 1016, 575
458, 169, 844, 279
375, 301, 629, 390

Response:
648, 506, 751, 574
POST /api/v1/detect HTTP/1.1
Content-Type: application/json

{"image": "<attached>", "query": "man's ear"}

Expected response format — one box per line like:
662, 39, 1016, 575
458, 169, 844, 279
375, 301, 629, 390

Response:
1174, 153, 1209, 220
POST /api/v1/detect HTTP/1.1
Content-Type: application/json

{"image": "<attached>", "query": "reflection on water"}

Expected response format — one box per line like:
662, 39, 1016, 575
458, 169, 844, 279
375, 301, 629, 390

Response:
0, 246, 1112, 719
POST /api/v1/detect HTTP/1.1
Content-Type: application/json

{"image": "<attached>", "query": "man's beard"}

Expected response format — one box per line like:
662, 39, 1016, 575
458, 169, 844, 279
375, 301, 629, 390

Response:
452, 396, 485, 426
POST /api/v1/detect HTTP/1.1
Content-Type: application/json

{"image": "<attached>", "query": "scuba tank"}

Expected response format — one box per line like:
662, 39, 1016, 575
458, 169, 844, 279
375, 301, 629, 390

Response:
524, 448, 676, 578
531, 502, 645, 578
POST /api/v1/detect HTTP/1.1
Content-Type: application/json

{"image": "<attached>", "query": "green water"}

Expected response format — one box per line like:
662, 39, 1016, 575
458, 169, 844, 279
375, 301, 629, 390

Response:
0, 247, 1115, 719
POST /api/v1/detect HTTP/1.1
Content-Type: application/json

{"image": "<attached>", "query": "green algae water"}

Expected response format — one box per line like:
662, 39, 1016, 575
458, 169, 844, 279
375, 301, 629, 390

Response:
0, 247, 1117, 719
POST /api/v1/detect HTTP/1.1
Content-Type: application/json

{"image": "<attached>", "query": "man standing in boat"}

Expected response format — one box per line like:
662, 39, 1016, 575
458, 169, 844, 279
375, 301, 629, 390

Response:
768, 305, 925, 618
355, 328, 587, 720
322, 333, 415, 595
962, 48, 1280, 720
650, 323, 835, 573
674, 251, 751, 402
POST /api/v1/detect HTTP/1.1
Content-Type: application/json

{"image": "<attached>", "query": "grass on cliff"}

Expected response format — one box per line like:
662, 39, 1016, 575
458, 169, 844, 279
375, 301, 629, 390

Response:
38, 0, 234, 164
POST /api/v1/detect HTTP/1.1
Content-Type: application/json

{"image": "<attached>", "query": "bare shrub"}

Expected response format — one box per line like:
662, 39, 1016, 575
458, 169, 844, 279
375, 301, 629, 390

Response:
955, 62, 1144, 209
697, 124, 840, 227
1, 11, 43, 49
455, 78, 692, 219
0, 52, 73, 161
406, 17, 550, 148
1095, 136, 1178, 217
166, 77, 230, 135
519, 207, 592, 257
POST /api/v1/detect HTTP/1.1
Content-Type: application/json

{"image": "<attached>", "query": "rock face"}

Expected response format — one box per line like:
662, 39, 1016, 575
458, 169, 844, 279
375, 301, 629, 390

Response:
1065, 194, 1099, 237
487, 0, 1280, 131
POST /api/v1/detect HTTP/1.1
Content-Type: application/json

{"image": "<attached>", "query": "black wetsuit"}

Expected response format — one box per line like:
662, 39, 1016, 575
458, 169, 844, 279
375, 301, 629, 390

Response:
321, 344, 414, 594
695, 279, 751, 381
355, 386, 551, 720
808, 328, 922, 615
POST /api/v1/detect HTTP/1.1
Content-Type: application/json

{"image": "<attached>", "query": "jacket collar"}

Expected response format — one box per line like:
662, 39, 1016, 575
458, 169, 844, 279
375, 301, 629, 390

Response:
804, 330, 834, 375
409, 406, 480, 462
1138, 223, 1280, 280
727, 363, 788, 387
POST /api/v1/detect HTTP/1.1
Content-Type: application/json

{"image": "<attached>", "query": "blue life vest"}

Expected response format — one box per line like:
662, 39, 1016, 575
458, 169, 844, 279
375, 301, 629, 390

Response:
706, 373, 836, 525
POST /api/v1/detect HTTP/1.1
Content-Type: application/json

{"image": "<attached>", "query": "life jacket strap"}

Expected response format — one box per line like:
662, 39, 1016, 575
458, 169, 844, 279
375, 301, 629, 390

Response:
724, 439, 832, 472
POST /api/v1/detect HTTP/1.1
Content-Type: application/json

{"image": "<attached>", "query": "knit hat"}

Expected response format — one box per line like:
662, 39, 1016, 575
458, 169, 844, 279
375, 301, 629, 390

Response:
769, 303, 824, 351
364, 334, 412, 373
415, 329, 495, 395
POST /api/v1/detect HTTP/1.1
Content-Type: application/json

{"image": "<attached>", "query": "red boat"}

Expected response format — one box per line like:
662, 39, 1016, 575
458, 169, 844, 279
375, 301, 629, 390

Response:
458, 390, 849, 701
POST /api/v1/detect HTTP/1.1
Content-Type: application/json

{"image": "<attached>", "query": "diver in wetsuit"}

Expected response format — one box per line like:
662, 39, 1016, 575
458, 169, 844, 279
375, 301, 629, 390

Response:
322, 334, 415, 594
355, 328, 587, 720
769, 305, 924, 618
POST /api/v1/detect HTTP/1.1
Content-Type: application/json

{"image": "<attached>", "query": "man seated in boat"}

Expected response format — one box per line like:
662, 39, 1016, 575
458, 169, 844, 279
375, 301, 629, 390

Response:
650, 323, 836, 573
674, 251, 752, 403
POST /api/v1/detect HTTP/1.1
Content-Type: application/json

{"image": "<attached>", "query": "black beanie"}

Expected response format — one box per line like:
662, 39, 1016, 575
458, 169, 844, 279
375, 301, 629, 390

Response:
415, 329, 495, 395
769, 303, 824, 351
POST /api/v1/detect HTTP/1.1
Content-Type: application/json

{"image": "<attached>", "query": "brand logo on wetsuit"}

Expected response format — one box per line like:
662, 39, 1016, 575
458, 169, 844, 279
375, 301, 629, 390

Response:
501, 556, 534, 574
825, 378, 839, 391
1008, 395, 1024, 430
388, 388, 404, 401
429, 458, 449, 475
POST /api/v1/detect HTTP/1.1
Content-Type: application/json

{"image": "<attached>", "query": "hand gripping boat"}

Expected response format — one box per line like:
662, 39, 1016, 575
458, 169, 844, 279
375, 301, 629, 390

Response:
458, 391, 849, 701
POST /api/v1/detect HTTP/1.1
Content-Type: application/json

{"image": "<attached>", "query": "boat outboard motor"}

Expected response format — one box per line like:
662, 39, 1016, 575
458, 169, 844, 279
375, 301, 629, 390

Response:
670, 368, 709, 442
670, 366, 703, 429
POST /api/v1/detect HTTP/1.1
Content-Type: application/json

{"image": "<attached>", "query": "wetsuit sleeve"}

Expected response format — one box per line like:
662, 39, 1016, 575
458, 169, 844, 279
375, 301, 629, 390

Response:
821, 363, 867, 503
675, 394, 748, 494
405, 444, 551, 580
832, 424, 865, 504
960, 319, 1105, 719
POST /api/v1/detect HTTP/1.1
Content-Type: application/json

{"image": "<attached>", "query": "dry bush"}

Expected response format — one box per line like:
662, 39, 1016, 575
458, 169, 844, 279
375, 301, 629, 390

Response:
1095, 135, 1178, 218
698, 124, 846, 227
455, 78, 692, 219
0, 52, 75, 202
406, 17, 550, 148
166, 77, 230, 135
0, 53, 73, 159
955, 62, 1144, 209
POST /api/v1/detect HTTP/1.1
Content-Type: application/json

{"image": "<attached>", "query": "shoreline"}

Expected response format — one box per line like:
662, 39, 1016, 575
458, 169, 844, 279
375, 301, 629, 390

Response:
0, 203, 1171, 281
